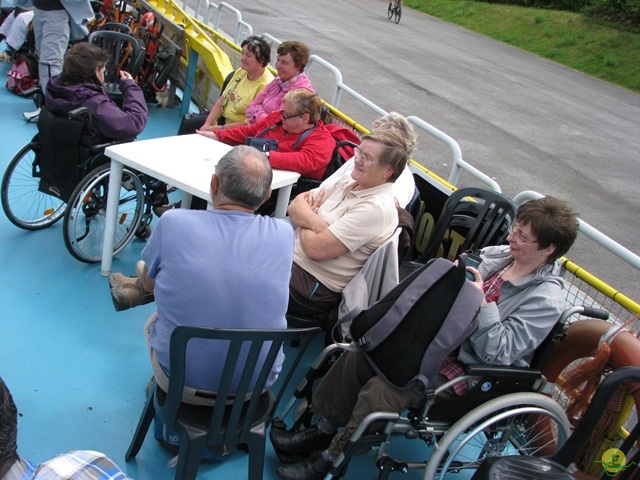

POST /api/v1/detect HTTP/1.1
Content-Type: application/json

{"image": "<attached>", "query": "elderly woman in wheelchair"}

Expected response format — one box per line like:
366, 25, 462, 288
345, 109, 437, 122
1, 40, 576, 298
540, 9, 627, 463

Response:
45, 41, 147, 143
1, 41, 156, 262
271, 196, 581, 480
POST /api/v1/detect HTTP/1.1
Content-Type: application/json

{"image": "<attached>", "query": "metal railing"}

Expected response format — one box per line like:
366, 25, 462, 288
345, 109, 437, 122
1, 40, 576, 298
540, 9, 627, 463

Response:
159, 0, 639, 320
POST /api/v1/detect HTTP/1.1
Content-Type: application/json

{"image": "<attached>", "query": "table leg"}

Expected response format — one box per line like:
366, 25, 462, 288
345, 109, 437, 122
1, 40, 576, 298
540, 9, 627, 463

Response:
101, 160, 124, 276
181, 192, 192, 209
274, 185, 293, 218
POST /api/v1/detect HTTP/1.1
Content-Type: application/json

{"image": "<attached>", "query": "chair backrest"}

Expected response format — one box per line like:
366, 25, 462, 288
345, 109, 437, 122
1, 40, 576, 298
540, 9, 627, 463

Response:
36, 106, 93, 202
552, 366, 640, 467
88, 30, 144, 82
337, 227, 403, 340
157, 326, 320, 448
98, 21, 132, 35
415, 187, 517, 263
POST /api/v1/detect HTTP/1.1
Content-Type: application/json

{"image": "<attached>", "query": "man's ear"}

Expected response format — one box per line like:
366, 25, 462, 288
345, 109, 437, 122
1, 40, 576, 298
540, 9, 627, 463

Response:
210, 174, 219, 195
261, 188, 273, 206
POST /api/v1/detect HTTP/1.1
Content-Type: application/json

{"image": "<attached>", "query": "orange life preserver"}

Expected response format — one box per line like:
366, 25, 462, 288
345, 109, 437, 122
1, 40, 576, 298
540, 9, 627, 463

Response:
544, 319, 640, 383
542, 319, 640, 479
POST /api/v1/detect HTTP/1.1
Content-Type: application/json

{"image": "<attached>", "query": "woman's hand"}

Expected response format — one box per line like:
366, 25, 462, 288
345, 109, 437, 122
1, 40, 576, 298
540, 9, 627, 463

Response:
119, 70, 133, 81
196, 128, 219, 141
466, 267, 487, 304
305, 189, 325, 213
199, 124, 222, 132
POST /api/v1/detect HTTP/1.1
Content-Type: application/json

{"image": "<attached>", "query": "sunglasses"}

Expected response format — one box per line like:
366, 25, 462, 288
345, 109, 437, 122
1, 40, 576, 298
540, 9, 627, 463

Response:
280, 110, 304, 120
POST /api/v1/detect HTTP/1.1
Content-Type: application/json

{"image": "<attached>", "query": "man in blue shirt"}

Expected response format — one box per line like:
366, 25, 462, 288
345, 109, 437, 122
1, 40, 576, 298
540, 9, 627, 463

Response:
110, 145, 295, 404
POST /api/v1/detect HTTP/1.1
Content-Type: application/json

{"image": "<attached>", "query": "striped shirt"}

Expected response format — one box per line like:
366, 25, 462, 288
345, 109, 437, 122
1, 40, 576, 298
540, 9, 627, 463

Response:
4, 451, 130, 480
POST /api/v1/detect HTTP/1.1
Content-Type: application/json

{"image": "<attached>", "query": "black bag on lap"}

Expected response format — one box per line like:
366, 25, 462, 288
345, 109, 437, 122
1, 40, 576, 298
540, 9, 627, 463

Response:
346, 257, 483, 390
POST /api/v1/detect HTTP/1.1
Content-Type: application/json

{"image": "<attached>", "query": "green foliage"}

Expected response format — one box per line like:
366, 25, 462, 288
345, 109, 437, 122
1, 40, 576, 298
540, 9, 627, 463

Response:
470, 0, 592, 13
586, 0, 640, 25
406, 0, 640, 92
467, 0, 640, 23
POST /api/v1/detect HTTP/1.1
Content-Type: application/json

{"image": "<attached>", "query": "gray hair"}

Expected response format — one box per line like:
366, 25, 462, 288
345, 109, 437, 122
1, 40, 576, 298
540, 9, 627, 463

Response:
362, 128, 410, 182
215, 145, 272, 210
371, 111, 417, 156
0, 378, 18, 478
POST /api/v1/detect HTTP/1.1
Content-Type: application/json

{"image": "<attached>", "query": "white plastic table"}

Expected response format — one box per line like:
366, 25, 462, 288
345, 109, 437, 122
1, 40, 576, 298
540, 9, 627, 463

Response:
100, 134, 300, 275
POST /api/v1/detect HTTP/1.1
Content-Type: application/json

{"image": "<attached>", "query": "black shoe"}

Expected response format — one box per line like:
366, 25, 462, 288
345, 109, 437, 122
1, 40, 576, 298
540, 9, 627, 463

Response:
271, 425, 333, 456
277, 452, 332, 480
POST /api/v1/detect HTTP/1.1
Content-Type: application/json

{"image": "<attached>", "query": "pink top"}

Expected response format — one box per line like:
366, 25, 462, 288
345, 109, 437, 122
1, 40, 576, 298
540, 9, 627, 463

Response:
244, 72, 314, 124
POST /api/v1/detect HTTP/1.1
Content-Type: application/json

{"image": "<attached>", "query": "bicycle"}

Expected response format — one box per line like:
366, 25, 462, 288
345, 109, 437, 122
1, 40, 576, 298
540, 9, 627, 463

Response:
387, 0, 401, 24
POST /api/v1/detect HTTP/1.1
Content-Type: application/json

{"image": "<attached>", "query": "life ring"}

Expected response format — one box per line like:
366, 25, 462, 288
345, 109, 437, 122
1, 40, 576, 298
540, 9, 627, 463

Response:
542, 319, 640, 479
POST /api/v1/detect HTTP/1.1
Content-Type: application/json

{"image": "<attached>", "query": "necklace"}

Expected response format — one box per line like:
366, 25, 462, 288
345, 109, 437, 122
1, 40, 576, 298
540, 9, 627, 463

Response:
483, 263, 512, 302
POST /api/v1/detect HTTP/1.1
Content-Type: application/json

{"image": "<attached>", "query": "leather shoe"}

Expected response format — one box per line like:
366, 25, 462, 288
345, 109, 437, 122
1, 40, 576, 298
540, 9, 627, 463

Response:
277, 452, 332, 480
271, 424, 333, 456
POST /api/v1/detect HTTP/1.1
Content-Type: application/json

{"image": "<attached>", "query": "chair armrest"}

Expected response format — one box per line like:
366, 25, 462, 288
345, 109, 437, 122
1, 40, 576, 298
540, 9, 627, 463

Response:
465, 364, 542, 380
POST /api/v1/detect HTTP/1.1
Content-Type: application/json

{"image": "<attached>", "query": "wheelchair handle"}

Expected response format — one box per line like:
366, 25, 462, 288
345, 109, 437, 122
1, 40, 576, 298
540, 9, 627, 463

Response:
558, 305, 609, 324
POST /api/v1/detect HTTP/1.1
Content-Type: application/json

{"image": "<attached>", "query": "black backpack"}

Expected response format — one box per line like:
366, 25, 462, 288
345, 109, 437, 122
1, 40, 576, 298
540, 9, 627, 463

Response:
344, 257, 483, 390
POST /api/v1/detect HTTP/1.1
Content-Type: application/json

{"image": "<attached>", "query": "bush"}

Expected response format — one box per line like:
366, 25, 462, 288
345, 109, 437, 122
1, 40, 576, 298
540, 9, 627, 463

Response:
586, 0, 640, 25
475, 0, 592, 13
474, 0, 640, 25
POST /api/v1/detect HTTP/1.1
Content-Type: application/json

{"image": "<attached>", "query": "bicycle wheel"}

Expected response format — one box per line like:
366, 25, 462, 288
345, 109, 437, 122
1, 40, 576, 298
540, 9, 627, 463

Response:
1, 142, 66, 230
387, 2, 394, 19
395, 3, 402, 24
63, 164, 144, 263
424, 392, 570, 479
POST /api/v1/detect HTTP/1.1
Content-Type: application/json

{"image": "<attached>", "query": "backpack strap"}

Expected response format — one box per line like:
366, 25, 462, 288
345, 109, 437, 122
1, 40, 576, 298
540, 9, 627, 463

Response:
256, 122, 317, 150
292, 125, 317, 150
256, 121, 280, 139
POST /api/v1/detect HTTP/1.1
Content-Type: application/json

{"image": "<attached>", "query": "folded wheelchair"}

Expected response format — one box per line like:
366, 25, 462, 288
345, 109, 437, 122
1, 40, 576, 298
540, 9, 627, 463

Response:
271, 305, 610, 480
1, 105, 165, 262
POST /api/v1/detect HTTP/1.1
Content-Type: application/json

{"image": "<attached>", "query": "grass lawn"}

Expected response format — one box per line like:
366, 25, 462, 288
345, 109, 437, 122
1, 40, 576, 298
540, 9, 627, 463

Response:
406, 0, 640, 93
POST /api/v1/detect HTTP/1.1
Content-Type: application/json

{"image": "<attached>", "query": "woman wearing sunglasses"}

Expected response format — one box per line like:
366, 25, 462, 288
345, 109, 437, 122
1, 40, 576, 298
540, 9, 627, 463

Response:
198, 89, 335, 181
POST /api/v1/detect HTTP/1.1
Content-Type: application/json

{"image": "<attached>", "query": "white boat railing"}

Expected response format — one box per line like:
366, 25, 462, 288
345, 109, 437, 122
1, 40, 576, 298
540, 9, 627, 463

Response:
171, 0, 639, 314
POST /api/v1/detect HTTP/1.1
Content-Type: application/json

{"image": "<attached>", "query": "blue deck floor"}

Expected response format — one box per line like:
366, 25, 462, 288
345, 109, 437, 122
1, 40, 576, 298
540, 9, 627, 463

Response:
0, 59, 433, 479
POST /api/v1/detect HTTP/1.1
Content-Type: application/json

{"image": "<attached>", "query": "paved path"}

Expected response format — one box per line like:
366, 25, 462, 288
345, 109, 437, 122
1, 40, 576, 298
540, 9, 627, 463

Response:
232, 0, 640, 300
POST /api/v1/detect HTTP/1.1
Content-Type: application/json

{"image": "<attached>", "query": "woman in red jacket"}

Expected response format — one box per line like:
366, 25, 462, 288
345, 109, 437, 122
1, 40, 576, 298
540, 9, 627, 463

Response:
197, 89, 335, 181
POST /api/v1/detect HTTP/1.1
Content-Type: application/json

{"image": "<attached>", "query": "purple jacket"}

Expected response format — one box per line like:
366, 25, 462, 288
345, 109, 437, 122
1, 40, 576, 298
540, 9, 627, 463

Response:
244, 72, 314, 124
45, 75, 148, 142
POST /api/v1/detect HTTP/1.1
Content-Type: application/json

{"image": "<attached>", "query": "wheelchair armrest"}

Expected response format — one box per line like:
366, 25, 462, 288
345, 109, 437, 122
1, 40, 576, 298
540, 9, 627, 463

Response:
90, 139, 132, 153
465, 364, 542, 380
68, 107, 91, 119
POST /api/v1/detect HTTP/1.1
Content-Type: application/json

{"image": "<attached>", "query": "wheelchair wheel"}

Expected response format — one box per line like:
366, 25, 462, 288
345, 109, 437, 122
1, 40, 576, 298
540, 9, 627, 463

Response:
63, 164, 144, 263
395, 4, 402, 24
423, 392, 570, 479
387, 2, 394, 19
1, 142, 66, 230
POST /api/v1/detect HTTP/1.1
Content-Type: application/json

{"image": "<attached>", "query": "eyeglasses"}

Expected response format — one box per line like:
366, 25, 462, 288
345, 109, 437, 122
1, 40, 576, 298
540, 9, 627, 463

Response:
508, 224, 538, 245
280, 110, 304, 120
354, 147, 378, 165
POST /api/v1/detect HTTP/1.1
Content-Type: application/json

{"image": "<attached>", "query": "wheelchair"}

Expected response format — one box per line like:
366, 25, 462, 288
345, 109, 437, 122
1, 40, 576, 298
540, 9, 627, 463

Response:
271, 305, 610, 480
1, 105, 165, 263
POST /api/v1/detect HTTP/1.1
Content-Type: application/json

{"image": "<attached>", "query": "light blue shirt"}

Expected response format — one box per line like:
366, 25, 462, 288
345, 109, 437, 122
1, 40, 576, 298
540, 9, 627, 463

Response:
142, 209, 295, 393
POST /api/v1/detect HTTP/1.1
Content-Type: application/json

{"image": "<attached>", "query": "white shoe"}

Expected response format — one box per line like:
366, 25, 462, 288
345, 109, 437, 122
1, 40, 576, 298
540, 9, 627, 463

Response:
135, 260, 146, 277
23, 107, 41, 123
